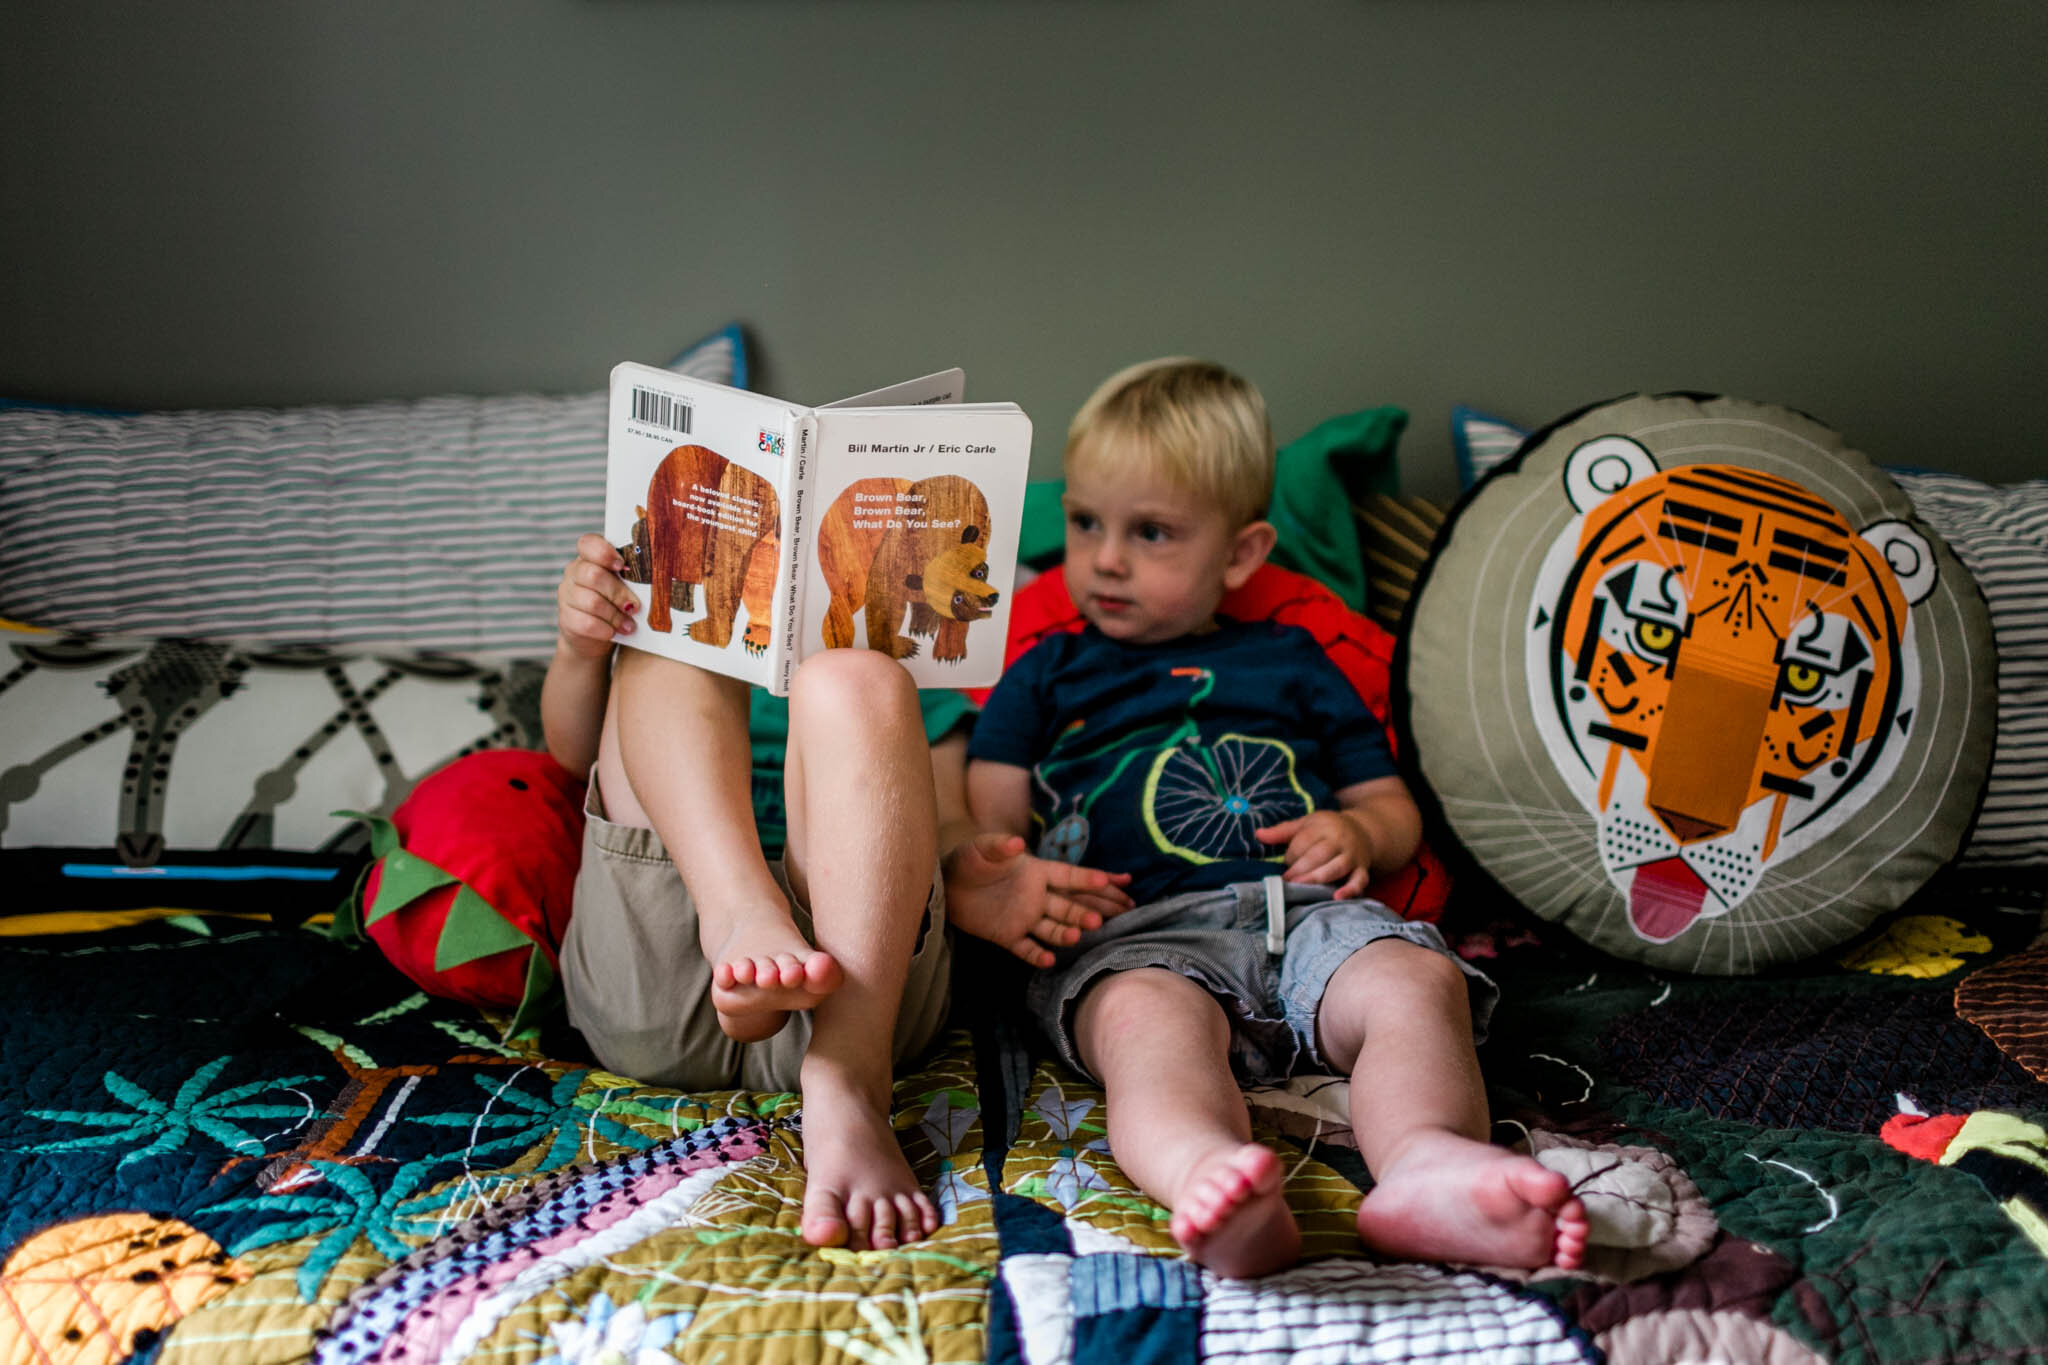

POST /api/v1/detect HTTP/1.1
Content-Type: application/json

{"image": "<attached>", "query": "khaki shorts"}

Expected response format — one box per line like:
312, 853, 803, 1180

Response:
561, 770, 953, 1093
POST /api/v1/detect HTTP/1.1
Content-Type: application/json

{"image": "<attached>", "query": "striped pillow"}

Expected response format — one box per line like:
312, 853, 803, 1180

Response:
1889, 472, 2048, 868
0, 325, 744, 656
1352, 491, 1448, 633
1451, 404, 1526, 488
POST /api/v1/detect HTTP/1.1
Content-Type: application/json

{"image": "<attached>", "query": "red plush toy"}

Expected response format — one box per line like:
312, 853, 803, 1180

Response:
339, 748, 585, 1036
973, 561, 1454, 923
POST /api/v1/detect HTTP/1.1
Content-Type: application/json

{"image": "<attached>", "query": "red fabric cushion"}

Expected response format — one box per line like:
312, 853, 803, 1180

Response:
362, 748, 585, 1014
978, 563, 1452, 921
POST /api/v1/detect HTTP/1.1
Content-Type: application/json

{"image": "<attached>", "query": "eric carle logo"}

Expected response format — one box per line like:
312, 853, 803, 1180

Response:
758, 430, 785, 457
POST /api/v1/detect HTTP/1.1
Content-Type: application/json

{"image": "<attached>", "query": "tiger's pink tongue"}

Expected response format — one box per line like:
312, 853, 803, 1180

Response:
1629, 857, 1709, 942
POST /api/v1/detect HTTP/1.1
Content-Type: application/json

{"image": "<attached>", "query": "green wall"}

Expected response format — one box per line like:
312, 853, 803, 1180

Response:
5, 2, 2043, 494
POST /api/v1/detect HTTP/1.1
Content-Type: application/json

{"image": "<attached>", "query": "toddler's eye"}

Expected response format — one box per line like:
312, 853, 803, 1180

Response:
1782, 662, 1825, 698
1137, 523, 1170, 543
1633, 620, 1678, 658
1067, 511, 1098, 533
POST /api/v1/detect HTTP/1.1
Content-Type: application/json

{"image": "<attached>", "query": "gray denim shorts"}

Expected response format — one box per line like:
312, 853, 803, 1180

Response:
1024, 879, 1496, 1086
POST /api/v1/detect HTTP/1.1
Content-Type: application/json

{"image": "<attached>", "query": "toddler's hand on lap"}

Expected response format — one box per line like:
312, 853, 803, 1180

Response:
944, 832, 1132, 968
1255, 809, 1373, 899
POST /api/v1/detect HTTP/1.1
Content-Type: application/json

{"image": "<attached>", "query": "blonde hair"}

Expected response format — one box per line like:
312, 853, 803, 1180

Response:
1064, 357, 1274, 527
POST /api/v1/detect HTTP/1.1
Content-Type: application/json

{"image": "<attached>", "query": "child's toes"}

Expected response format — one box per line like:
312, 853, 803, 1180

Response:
1554, 1197, 1589, 1269
866, 1196, 900, 1250
1507, 1159, 1572, 1212
802, 951, 844, 995
801, 1186, 851, 1247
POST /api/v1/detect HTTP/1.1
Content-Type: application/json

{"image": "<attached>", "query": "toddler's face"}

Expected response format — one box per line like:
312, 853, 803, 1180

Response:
1061, 461, 1244, 645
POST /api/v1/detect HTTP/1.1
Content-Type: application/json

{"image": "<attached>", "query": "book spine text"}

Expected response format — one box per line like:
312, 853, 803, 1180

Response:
773, 413, 818, 696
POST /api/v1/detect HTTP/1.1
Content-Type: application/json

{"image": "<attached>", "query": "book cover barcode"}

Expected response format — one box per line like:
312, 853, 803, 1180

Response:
630, 386, 693, 436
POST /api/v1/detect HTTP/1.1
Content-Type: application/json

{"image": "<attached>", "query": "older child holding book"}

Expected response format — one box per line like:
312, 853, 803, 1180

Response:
543, 536, 1129, 1254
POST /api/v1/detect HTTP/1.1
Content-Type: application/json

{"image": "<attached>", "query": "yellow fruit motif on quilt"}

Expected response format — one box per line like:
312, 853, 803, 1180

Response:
1837, 915, 1993, 978
0, 1213, 250, 1365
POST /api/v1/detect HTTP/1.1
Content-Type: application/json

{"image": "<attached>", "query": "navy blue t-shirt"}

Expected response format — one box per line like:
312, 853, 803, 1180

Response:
968, 617, 1397, 904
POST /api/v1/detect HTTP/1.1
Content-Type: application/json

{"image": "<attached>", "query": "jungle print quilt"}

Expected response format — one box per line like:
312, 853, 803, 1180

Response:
2, 876, 2044, 1365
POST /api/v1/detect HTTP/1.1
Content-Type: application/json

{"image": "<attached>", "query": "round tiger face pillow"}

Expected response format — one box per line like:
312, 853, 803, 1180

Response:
1398, 394, 1995, 972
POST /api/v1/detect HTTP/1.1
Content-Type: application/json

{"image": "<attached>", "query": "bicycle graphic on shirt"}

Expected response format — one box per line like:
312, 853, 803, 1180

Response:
1032, 666, 1312, 867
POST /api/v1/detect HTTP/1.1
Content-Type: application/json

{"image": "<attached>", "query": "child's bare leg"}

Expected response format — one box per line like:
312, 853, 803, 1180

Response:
1316, 940, 1587, 1269
780, 651, 942, 1251
605, 651, 838, 1041
1074, 968, 1301, 1278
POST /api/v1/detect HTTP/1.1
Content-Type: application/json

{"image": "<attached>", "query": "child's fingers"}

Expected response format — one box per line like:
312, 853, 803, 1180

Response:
564, 587, 632, 637
1285, 828, 1340, 867
1008, 936, 1054, 969
1065, 889, 1126, 920
1045, 861, 1132, 902
576, 532, 624, 571
1287, 851, 1351, 887
1333, 868, 1371, 899
976, 831, 1028, 861
1254, 818, 1303, 844
1044, 895, 1103, 932
1037, 915, 1082, 946
566, 559, 639, 615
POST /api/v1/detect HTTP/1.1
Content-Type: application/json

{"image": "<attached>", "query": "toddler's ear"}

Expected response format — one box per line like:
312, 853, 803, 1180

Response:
1222, 519, 1277, 590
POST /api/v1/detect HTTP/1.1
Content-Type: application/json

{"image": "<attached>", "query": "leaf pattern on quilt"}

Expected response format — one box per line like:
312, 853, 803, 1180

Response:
915, 1089, 987, 1224
21, 1055, 318, 1170
1030, 1086, 1099, 1143
205, 1156, 454, 1302
410, 1067, 657, 1170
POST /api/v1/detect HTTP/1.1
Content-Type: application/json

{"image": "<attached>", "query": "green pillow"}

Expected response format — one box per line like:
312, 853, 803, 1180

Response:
1014, 405, 1407, 613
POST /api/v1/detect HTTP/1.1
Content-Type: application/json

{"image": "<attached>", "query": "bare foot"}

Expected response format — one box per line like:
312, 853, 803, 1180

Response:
797, 1070, 937, 1251
1354, 1131, 1588, 1269
708, 915, 843, 1042
1167, 1144, 1301, 1279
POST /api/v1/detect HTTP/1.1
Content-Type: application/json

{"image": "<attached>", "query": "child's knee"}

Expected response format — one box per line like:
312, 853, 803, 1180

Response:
1074, 968, 1228, 1062
789, 649, 917, 724
1316, 939, 1471, 1061
1341, 935, 1461, 994
786, 652, 925, 767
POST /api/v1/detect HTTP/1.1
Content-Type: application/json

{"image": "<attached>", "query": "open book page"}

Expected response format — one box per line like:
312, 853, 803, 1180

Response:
798, 403, 1033, 690
604, 363, 799, 686
819, 367, 966, 410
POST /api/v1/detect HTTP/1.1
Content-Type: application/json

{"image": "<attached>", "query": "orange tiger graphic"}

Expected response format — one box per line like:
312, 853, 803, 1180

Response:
1528, 438, 1935, 943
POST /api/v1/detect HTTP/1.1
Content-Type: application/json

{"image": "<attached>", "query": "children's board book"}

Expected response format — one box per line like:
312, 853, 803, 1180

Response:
605, 362, 1032, 696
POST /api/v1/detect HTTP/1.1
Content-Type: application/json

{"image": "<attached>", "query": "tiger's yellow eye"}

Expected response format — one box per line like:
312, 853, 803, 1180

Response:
1783, 663, 1824, 696
1634, 620, 1677, 656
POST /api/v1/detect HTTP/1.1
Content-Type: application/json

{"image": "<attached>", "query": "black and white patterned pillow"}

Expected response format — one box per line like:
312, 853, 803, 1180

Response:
0, 624, 545, 913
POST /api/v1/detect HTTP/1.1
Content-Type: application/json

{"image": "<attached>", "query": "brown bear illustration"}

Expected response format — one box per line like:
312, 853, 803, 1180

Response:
639, 444, 781, 655
615, 505, 653, 585
817, 475, 998, 663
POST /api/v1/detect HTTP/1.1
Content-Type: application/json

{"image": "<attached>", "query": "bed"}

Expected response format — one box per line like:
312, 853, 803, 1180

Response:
3, 353, 2044, 1364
